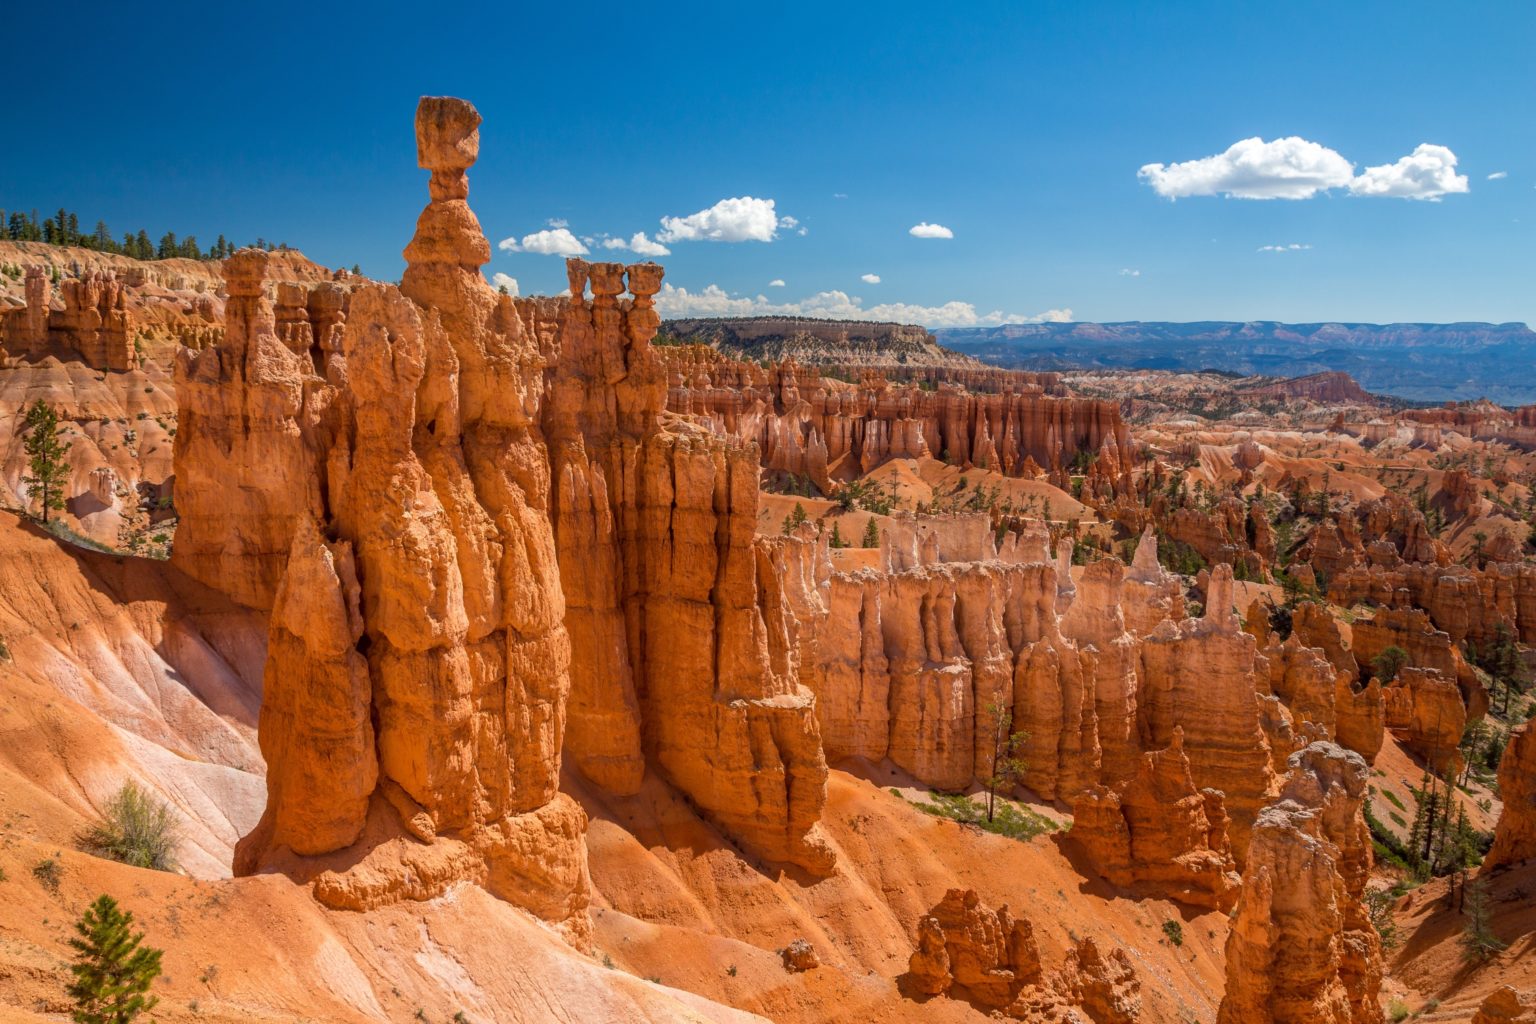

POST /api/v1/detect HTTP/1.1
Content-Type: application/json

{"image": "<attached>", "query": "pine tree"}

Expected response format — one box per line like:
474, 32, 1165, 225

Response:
981, 699, 1028, 822
134, 231, 152, 261
214, 235, 229, 259
66, 894, 163, 1024
1460, 877, 1507, 963
862, 517, 880, 548
1407, 770, 1437, 877
156, 232, 177, 260
830, 522, 848, 549
21, 400, 72, 524
781, 502, 808, 536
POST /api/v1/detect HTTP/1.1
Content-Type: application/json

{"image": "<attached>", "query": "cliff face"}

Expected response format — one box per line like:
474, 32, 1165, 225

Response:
662, 345, 1134, 495
1485, 724, 1536, 872
175, 98, 591, 945
545, 259, 834, 873
1218, 742, 1382, 1024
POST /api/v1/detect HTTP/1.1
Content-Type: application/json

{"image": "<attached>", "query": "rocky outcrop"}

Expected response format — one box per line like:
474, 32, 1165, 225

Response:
906, 888, 1043, 1008
1472, 987, 1536, 1024
171, 248, 336, 609
544, 259, 834, 873
1048, 938, 1142, 1024
1217, 742, 1382, 1024
1138, 565, 1277, 859
1330, 561, 1536, 648
1484, 724, 1536, 871
1350, 606, 1485, 717
1381, 667, 1467, 774
0, 266, 138, 370
178, 97, 592, 946
1071, 727, 1240, 910
662, 345, 1134, 493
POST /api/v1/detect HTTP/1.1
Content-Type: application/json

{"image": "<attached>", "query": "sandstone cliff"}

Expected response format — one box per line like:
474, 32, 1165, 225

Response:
176, 97, 591, 945
1217, 742, 1381, 1024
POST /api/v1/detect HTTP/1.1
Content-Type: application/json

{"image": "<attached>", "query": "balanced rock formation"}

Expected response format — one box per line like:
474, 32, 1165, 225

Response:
1484, 724, 1536, 871
1217, 742, 1382, 1024
178, 97, 592, 946
1071, 727, 1240, 910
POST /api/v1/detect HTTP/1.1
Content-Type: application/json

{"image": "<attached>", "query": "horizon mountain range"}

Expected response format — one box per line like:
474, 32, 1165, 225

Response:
931, 319, 1536, 405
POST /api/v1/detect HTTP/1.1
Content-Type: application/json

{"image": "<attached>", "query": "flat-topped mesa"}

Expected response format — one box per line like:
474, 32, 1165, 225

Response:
546, 256, 835, 873
176, 97, 591, 947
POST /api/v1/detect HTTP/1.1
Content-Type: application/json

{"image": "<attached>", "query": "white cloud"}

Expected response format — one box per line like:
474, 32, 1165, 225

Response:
498, 227, 589, 256
600, 231, 671, 257
1139, 136, 1355, 200
1119, 268, 1140, 277
768, 279, 786, 287
1488, 171, 1508, 180
1256, 243, 1313, 252
779, 215, 799, 229
657, 196, 780, 243
909, 222, 954, 239
547, 217, 569, 228
1140, 136, 1471, 202
654, 283, 1069, 328
490, 273, 519, 295
1348, 144, 1468, 200
833, 193, 848, 199
861, 273, 881, 284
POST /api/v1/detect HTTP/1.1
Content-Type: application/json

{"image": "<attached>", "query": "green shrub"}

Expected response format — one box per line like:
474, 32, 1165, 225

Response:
912, 792, 1057, 842
1162, 920, 1183, 947
80, 782, 180, 872
33, 856, 62, 892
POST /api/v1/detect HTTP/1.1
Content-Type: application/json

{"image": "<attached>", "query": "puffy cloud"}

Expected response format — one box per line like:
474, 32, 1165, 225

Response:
779, 215, 799, 229
1487, 171, 1508, 180
1139, 136, 1355, 200
654, 283, 1068, 328
1140, 136, 1471, 202
861, 273, 881, 284
1119, 268, 1141, 277
657, 196, 781, 243
490, 273, 519, 295
908, 222, 954, 239
547, 217, 569, 228
1257, 243, 1312, 252
600, 231, 671, 257
768, 279, 786, 287
498, 227, 589, 256
1348, 144, 1469, 200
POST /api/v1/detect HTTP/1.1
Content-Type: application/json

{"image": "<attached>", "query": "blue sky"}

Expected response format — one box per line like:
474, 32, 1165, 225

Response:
4, 0, 1531, 326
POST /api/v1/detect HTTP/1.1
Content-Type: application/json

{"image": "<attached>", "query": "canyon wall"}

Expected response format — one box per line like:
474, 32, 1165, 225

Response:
661, 345, 1134, 496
